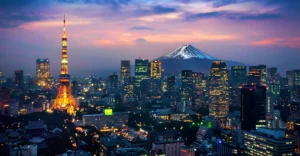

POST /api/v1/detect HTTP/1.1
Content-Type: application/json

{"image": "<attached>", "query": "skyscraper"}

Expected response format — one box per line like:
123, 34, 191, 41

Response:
109, 72, 119, 94
150, 60, 162, 79
135, 59, 149, 99
249, 65, 267, 86
286, 70, 294, 88
247, 69, 261, 85
51, 16, 79, 115
0, 87, 10, 116
36, 58, 50, 87
267, 67, 280, 95
14, 70, 24, 89
280, 77, 289, 89
192, 72, 204, 108
181, 70, 193, 111
123, 77, 135, 102
166, 76, 176, 103
230, 66, 246, 88
208, 61, 229, 119
279, 89, 291, 122
135, 59, 149, 87
120, 60, 130, 86
241, 84, 266, 131
293, 69, 300, 86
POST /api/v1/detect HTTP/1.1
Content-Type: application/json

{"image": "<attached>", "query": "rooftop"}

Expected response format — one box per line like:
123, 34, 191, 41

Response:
247, 128, 291, 140
83, 112, 129, 117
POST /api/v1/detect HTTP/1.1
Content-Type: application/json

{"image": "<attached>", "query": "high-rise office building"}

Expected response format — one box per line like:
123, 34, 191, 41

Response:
230, 66, 246, 88
208, 61, 229, 119
286, 70, 294, 88
267, 67, 280, 95
249, 65, 267, 86
14, 70, 24, 89
293, 70, 300, 100
193, 72, 204, 108
293, 69, 300, 86
36, 58, 50, 88
135, 59, 149, 87
241, 84, 266, 131
140, 78, 162, 100
150, 60, 162, 79
120, 60, 130, 86
280, 77, 289, 89
247, 70, 261, 85
243, 128, 295, 156
267, 67, 278, 83
279, 89, 291, 122
229, 88, 241, 107
181, 70, 193, 111
123, 77, 135, 102
166, 76, 176, 104
0, 87, 10, 116
109, 72, 119, 94
135, 59, 149, 99
266, 93, 275, 121
150, 78, 162, 100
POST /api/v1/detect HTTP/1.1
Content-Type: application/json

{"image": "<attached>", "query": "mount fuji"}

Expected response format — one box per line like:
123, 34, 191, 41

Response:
160, 44, 216, 60
158, 45, 242, 75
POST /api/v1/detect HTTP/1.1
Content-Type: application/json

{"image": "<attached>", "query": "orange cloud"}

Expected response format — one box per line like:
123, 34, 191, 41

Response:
143, 32, 237, 43
251, 37, 300, 48
93, 32, 236, 46
94, 39, 134, 46
18, 20, 91, 30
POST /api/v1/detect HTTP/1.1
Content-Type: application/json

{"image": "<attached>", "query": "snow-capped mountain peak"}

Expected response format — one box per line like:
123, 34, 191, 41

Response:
160, 45, 216, 60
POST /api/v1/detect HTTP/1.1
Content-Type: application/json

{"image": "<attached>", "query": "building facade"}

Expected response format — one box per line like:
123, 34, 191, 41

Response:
243, 128, 295, 156
181, 70, 193, 112
249, 65, 267, 86
109, 72, 119, 94
150, 60, 162, 79
36, 58, 50, 88
241, 84, 266, 131
82, 112, 129, 129
230, 66, 246, 88
120, 60, 130, 86
208, 61, 229, 119
14, 70, 24, 89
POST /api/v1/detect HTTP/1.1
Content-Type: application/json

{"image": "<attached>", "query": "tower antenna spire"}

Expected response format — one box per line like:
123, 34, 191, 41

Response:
64, 14, 65, 27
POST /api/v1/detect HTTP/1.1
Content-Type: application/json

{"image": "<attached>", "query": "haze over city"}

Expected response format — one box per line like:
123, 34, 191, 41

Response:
1, 0, 300, 76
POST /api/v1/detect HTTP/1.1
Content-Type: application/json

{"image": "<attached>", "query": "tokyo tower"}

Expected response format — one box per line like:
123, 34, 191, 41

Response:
51, 16, 79, 114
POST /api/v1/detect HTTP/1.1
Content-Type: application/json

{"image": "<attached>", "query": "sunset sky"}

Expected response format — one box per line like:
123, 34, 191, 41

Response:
1, 0, 300, 76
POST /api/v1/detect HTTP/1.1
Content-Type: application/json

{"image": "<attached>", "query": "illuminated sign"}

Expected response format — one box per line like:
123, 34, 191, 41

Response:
104, 109, 113, 116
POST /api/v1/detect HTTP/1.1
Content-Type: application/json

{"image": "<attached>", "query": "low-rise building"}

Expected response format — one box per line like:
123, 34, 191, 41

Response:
99, 137, 130, 156
243, 128, 295, 156
152, 139, 184, 156
83, 112, 129, 130
111, 147, 148, 156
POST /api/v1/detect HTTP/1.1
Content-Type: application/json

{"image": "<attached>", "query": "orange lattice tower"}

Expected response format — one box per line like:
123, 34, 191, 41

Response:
51, 15, 79, 115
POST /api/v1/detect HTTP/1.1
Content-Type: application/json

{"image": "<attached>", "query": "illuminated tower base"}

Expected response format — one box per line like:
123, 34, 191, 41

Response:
52, 85, 78, 114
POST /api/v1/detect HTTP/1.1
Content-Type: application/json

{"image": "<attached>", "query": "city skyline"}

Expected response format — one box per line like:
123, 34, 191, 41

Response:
1, 1, 300, 155
1, 0, 300, 76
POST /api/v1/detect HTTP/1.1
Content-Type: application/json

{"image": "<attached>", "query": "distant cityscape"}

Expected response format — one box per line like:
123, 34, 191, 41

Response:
0, 17, 300, 156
